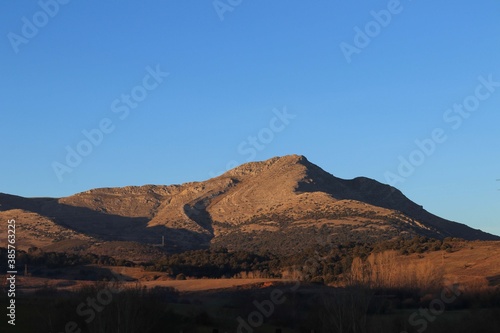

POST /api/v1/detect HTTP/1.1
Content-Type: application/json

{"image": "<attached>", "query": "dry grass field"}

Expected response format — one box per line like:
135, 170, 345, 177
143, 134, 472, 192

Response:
405, 241, 500, 286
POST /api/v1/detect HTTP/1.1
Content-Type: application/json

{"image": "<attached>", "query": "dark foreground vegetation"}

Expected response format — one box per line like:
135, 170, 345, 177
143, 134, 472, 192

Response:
0, 281, 499, 333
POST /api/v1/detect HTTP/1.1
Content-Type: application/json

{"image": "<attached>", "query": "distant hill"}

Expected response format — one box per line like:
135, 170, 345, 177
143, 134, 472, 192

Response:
1, 155, 497, 256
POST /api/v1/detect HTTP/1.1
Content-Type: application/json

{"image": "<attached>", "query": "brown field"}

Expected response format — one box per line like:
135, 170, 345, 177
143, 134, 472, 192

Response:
136, 278, 290, 291
405, 241, 500, 286
8, 266, 289, 293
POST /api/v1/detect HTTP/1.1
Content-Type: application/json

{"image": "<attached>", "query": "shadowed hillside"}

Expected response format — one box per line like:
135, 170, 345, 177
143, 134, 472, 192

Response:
1, 155, 497, 256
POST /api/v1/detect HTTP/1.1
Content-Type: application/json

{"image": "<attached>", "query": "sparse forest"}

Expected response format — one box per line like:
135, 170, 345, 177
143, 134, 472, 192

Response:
0, 235, 467, 283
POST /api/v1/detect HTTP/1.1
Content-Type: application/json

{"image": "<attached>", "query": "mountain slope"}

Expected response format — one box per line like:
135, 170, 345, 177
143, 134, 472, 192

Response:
0, 155, 497, 256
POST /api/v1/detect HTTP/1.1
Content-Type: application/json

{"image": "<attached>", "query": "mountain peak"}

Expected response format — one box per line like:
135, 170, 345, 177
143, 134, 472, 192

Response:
216, 155, 499, 243
1, 155, 498, 255
223, 154, 309, 179
277, 154, 308, 163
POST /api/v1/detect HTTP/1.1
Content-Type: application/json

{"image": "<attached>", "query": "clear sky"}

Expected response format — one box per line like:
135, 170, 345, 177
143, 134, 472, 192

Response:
1, 1, 499, 236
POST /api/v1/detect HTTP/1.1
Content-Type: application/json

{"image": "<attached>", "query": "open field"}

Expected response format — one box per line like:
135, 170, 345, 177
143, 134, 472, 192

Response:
136, 278, 290, 292
404, 241, 500, 286
8, 275, 289, 293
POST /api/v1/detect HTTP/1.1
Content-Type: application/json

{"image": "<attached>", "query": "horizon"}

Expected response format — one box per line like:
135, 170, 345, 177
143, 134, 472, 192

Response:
2, 1, 499, 236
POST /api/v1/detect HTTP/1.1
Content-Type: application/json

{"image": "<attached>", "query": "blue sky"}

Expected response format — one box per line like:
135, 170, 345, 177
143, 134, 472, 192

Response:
1, 0, 499, 236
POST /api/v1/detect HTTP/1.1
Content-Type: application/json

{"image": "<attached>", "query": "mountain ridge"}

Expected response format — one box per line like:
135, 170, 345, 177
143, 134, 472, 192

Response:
1, 155, 498, 257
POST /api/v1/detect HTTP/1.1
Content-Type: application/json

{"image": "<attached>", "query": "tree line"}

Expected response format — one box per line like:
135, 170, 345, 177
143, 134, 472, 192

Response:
0, 236, 462, 283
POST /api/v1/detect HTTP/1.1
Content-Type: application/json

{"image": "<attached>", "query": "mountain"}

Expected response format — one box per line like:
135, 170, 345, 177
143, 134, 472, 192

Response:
1, 155, 497, 257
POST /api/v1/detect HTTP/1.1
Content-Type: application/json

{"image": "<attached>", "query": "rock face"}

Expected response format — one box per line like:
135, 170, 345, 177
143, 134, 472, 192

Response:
1, 155, 498, 255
